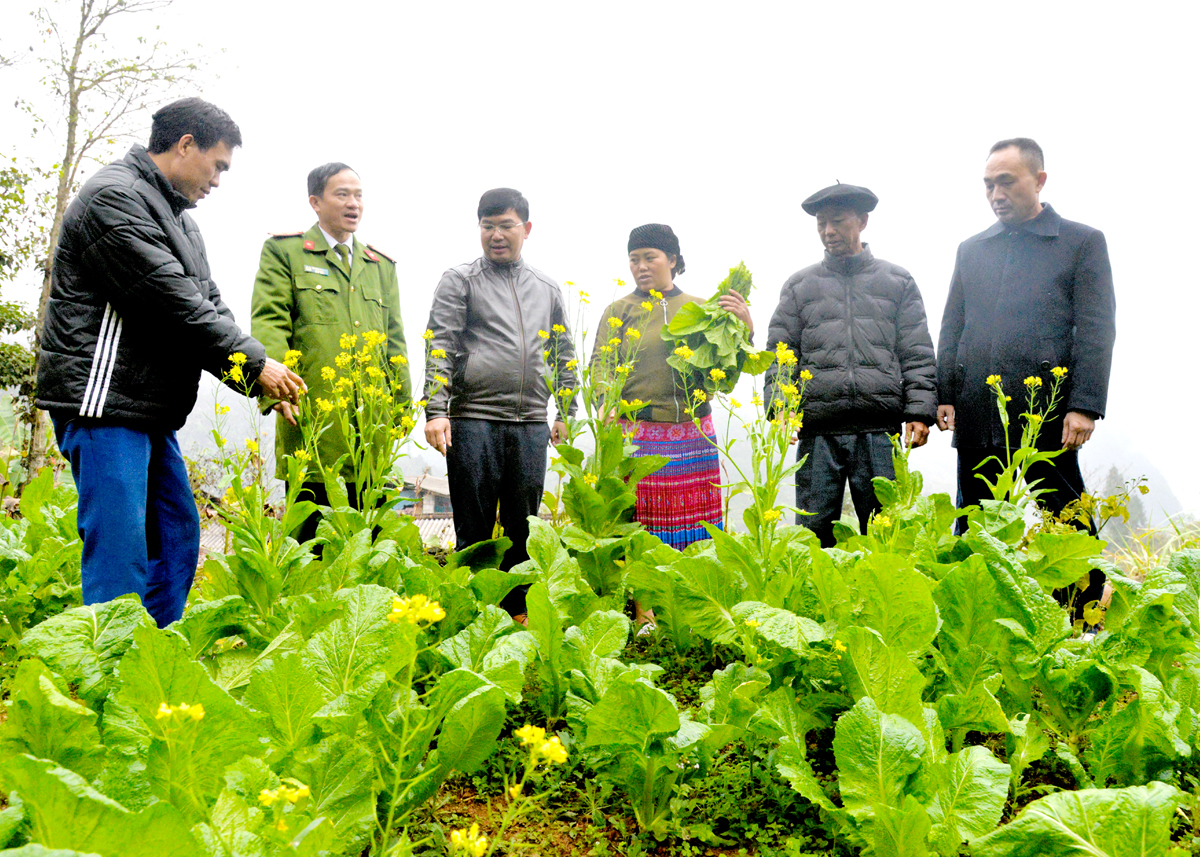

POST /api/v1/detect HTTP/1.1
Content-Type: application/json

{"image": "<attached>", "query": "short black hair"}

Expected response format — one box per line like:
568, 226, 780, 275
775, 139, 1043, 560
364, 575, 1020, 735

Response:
307, 162, 357, 198
478, 188, 529, 222
989, 137, 1044, 174
147, 97, 242, 154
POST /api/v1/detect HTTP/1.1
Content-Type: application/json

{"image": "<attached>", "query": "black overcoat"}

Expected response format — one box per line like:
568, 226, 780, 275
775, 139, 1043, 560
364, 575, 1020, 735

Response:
936, 204, 1116, 449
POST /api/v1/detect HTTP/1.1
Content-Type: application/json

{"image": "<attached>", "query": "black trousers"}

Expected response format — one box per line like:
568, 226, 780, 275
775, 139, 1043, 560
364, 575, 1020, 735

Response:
446, 418, 550, 614
956, 446, 1104, 619
795, 432, 895, 548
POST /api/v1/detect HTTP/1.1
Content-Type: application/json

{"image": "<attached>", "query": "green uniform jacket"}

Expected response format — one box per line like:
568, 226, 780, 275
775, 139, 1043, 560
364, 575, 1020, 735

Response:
251, 223, 411, 479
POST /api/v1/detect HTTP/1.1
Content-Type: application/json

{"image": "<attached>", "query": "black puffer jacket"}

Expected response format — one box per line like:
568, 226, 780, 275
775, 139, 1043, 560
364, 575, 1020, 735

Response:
764, 246, 937, 434
36, 145, 265, 429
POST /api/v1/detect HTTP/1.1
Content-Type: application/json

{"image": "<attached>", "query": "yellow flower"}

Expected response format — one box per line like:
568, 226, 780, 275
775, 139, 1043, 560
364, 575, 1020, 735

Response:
365, 366, 383, 379
599, 345, 611, 354
422, 329, 435, 341
709, 368, 726, 382
1024, 376, 1043, 388
1052, 366, 1069, 379
434, 374, 449, 385
538, 329, 550, 340
339, 333, 358, 350
400, 414, 416, 432
626, 328, 641, 340
779, 383, 799, 399
508, 783, 523, 799
515, 724, 547, 746
228, 352, 248, 366
608, 337, 621, 346
536, 735, 569, 765
615, 278, 626, 287
543, 349, 550, 360
228, 365, 244, 384
583, 473, 598, 486
799, 369, 813, 382
649, 289, 663, 300
692, 389, 707, 403
730, 398, 742, 409
387, 594, 445, 625
391, 354, 408, 366
293, 449, 311, 463
986, 374, 1002, 386
607, 317, 623, 329
762, 508, 782, 523
450, 823, 488, 857
258, 789, 278, 807
335, 352, 353, 369
620, 398, 646, 409
578, 290, 590, 304
744, 619, 762, 628
775, 343, 797, 366
565, 359, 578, 370
316, 398, 334, 414
245, 439, 258, 453
430, 348, 447, 359
274, 818, 289, 832
285, 783, 310, 803
363, 330, 386, 349
1028, 413, 1043, 424
615, 365, 631, 375
156, 702, 173, 720
673, 345, 694, 360
875, 514, 892, 528
552, 323, 566, 333
283, 349, 302, 369
557, 388, 573, 398
216, 404, 230, 416
834, 639, 848, 653
320, 366, 336, 382
641, 301, 654, 312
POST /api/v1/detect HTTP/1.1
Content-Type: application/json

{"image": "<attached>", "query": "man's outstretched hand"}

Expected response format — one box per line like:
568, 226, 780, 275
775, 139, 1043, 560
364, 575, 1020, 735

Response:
258, 358, 305, 403
1062, 411, 1095, 451
425, 417, 452, 456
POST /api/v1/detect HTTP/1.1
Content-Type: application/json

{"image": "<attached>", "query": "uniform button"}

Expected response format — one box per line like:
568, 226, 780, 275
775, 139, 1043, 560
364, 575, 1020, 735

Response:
350, 286, 355, 292
1040, 361, 1051, 370
354, 321, 361, 327
316, 284, 322, 290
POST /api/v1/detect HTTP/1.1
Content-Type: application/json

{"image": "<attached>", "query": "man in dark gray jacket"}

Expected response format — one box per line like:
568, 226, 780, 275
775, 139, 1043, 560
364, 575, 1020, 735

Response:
765, 183, 937, 547
423, 188, 577, 617
36, 97, 303, 627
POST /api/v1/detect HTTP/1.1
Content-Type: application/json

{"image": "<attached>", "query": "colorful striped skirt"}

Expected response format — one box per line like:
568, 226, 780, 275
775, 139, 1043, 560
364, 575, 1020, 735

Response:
622, 415, 723, 549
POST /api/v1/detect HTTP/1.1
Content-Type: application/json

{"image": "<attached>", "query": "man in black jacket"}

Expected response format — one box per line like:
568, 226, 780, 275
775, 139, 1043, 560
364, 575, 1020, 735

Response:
937, 137, 1116, 611
765, 184, 938, 547
36, 97, 303, 628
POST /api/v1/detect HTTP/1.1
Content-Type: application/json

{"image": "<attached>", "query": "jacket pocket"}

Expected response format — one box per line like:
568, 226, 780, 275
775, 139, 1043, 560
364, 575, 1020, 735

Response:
295, 277, 340, 325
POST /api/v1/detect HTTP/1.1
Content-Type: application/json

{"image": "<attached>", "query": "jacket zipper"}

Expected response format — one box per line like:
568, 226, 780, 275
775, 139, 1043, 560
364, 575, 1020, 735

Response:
508, 267, 527, 420
844, 274, 857, 404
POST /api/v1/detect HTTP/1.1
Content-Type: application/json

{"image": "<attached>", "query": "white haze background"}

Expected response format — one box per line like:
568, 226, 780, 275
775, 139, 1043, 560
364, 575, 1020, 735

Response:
2, 0, 1196, 517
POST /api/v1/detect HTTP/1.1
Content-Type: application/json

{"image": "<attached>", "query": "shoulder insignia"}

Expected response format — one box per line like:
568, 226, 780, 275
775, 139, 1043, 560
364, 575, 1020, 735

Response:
303, 240, 316, 251
367, 244, 395, 263
267, 231, 304, 239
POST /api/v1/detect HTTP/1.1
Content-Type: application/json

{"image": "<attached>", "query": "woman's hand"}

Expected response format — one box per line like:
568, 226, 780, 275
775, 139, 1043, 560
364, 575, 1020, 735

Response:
718, 289, 753, 335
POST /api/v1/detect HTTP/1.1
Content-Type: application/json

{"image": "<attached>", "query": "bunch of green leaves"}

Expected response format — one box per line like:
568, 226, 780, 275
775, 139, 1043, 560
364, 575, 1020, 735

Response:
664, 262, 772, 395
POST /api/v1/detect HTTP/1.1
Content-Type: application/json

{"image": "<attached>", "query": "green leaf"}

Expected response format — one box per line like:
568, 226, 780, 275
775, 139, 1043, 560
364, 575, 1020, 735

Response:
732, 602, 824, 657
872, 795, 934, 857
112, 626, 263, 821
304, 584, 417, 726
433, 680, 508, 775
845, 554, 940, 651
935, 675, 1009, 735
171, 596, 251, 659
584, 678, 681, 751
832, 697, 924, 819
774, 737, 836, 811
969, 782, 1184, 857
839, 627, 926, 731
243, 652, 327, 761
1024, 531, 1107, 590
20, 596, 155, 706
0, 660, 105, 780
291, 735, 377, 846
1006, 713, 1050, 793
927, 746, 1010, 854
933, 556, 1002, 694
0, 755, 197, 857
563, 610, 630, 667
742, 350, 776, 376
672, 555, 745, 644
0, 847, 102, 856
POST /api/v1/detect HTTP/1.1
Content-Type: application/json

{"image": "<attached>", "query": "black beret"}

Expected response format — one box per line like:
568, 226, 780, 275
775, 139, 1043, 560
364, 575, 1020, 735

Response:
801, 183, 879, 216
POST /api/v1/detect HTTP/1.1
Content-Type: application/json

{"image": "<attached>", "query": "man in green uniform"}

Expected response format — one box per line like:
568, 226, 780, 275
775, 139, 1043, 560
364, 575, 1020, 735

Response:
251, 162, 410, 540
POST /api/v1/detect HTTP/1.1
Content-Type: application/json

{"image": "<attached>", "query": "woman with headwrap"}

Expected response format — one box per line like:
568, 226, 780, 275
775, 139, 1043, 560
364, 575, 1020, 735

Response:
592, 224, 752, 630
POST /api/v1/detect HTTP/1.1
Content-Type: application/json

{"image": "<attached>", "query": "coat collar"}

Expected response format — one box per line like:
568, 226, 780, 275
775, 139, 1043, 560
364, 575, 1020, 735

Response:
981, 203, 1062, 239
823, 243, 875, 275
481, 255, 527, 273
125, 145, 193, 217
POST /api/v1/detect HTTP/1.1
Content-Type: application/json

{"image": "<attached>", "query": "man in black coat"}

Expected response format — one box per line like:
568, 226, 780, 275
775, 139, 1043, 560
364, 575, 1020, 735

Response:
765, 184, 938, 547
36, 98, 304, 627
936, 137, 1116, 610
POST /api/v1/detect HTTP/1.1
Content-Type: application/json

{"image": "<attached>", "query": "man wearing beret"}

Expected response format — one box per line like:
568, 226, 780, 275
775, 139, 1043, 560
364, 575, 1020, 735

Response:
251, 162, 411, 542
764, 183, 938, 547
937, 138, 1115, 615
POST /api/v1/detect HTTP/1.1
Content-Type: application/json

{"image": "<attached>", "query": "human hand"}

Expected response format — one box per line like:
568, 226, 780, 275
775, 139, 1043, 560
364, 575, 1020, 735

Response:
905, 421, 930, 448
425, 417, 452, 455
717, 289, 753, 334
936, 404, 955, 432
1062, 411, 1095, 451
273, 401, 298, 427
258, 358, 306, 403
789, 430, 799, 446
551, 420, 569, 446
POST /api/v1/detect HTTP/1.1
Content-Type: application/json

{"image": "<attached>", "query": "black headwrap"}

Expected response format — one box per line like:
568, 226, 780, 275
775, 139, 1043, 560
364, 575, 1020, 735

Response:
627, 223, 685, 275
